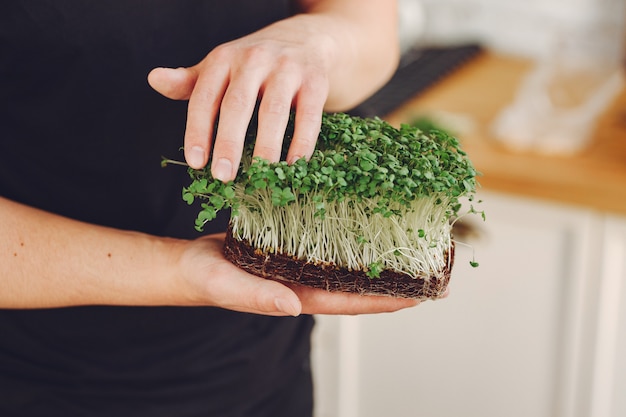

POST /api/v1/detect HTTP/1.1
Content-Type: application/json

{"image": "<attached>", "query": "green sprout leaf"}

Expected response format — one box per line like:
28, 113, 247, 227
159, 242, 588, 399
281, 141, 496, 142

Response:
166, 111, 483, 276
366, 261, 384, 278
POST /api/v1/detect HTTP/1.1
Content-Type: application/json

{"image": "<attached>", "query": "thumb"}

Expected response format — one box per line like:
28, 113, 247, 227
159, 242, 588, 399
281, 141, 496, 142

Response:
147, 66, 198, 100
214, 269, 304, 317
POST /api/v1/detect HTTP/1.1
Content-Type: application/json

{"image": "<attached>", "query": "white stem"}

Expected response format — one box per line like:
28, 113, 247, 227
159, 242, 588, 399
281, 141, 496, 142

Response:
230, 187, 454, 279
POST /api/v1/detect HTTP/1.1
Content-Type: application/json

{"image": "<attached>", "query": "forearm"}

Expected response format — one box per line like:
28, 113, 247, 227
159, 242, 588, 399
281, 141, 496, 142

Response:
0, 196, 187, 308
295, 0, 400, 110
0, 196, 416, 315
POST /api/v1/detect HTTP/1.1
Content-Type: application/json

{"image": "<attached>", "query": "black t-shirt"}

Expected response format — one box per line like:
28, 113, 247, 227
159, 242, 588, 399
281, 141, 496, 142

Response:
0, 2, 314, 416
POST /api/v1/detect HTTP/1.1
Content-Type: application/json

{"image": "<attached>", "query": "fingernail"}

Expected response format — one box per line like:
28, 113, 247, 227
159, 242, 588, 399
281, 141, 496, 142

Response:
212, 158, 233, 182
275, 297, 301, 317
287, 155, 301, 165
187, 146, 206, 169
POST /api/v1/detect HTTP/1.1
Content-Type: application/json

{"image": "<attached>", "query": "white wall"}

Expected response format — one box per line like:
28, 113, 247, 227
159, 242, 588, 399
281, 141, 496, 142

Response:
399, 0, 626, 59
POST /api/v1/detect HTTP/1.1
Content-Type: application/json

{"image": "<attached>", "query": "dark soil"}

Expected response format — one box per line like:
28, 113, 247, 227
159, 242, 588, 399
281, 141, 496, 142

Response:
223, 227, 453, 300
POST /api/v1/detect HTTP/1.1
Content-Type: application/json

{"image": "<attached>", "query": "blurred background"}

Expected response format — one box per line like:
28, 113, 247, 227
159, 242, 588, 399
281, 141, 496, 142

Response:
312, 1, 626, 417
399, 0, 624, 58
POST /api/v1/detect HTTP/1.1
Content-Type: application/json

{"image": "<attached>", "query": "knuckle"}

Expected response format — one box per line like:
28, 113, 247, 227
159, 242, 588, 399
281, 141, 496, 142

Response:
295, 135, 317, 149
274, 55, 299, 73
262, 98, 290, 115
297, 106, 322, 123
221, 88, 253, 112
208, 43, 235, 62
301, 70, 329, 92
195, 85, 222, 106
250, 287, 274, 313
214, 136, 240, 154
242, 44, 271, 65
293, 109, 322, 134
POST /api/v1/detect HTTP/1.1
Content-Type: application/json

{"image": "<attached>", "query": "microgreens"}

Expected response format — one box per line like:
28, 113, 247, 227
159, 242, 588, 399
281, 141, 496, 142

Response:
179, 112, 481, 277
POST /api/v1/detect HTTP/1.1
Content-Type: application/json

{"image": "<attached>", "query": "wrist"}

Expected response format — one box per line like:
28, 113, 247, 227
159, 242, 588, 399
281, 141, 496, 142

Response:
147, 235, 201, 306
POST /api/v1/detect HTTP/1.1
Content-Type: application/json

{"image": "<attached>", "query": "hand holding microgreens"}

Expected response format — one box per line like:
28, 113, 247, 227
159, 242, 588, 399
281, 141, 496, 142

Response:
164, 112, 483, 285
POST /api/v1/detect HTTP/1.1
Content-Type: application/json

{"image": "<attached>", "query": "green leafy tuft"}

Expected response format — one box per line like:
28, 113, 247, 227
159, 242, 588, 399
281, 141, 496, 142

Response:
182, 112, 479, 231
172, 112, 483, 277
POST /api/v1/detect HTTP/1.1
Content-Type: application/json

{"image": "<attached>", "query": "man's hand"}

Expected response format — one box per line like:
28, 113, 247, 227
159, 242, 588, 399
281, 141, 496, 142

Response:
148, 0, 398, 183
178, 233, 420, 316
148, 14, 334, 182
0, 197, 422, 314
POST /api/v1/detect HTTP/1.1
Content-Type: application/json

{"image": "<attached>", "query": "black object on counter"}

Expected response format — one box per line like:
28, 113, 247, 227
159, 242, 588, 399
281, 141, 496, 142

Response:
349, 44, 483, 118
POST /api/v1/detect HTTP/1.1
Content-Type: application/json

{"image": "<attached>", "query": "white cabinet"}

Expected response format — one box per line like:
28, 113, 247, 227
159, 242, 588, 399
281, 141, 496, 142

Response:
311, 191, 626, 417
586, 216, 626, 417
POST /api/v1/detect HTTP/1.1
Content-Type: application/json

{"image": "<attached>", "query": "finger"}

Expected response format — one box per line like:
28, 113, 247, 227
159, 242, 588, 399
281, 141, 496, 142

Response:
191, 235, 303, 316
184, 62, 230, 170
209, 263, 303, 316
147, 67, 198, 100
254, 69, 300, 163
286, 72, 328, 164
290, 284, 420, 315
210, 70, 266, 182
